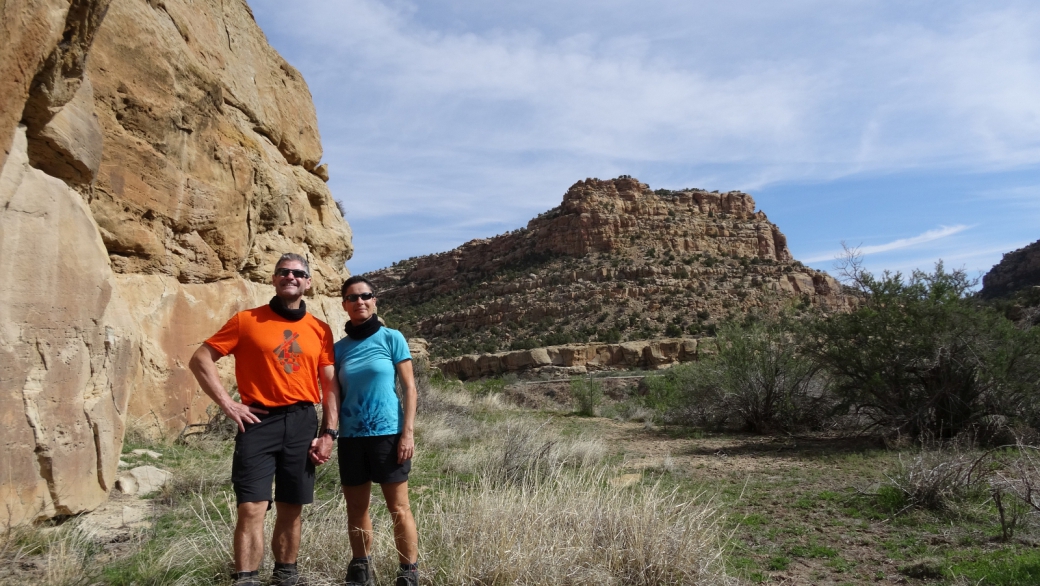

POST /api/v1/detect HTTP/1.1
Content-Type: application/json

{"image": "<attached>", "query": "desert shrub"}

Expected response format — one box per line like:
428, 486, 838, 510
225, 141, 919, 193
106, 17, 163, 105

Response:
713, 321, 831, 433
644, 320, 831, 432
469, 377, 506, 397
642, 360, 727, 428
806, 261, 1040, 440
882, 446, 988, 512
570, 377, 604, 416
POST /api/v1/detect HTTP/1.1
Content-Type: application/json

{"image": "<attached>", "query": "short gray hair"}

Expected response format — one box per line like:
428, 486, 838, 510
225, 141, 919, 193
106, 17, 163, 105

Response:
275, 253, 310, 274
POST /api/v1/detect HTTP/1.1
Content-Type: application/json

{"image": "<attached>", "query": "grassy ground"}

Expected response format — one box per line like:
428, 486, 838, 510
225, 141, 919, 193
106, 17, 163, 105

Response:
4, 378, 1040, 585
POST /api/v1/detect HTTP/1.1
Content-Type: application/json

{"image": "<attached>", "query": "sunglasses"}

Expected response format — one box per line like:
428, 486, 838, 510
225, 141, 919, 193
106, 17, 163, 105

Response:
274, 268, 310, 278
344, 292, 375, 302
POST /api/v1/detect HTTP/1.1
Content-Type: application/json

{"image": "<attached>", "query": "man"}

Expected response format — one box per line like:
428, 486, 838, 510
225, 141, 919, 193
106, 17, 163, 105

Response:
190, 253, 340, 586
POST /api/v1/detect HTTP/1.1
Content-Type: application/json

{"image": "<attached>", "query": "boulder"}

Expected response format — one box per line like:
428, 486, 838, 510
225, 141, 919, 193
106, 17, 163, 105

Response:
116, 465, 172, 496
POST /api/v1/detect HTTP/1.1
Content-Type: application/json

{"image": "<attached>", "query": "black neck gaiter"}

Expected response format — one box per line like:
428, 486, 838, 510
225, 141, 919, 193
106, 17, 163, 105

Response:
345, 314, 381, 340
269, 296, 307, 322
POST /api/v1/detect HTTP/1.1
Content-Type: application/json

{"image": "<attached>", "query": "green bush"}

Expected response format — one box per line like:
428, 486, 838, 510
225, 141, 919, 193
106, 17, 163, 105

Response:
713, 321, 832, 433
642, 360, 728, 428
570, 377, 604, 416
805, 262, 1040, 439
643, 319, 830, 432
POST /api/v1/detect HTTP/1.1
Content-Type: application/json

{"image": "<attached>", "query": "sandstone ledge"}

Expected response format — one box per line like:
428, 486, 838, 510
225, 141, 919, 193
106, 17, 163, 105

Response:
434, 338, 710, 380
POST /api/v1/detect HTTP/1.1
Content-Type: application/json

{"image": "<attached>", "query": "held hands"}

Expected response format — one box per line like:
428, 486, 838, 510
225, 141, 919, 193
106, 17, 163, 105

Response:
398, 433, 415, 464
309, 435, 334, 465
222, 401, 267, 432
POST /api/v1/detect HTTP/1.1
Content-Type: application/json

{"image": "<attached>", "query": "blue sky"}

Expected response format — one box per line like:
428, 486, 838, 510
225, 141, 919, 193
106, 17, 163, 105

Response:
249, 0, 1040, 280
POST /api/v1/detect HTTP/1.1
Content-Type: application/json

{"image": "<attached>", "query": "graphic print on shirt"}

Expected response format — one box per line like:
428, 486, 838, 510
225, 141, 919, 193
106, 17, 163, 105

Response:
274, 329, 303, 374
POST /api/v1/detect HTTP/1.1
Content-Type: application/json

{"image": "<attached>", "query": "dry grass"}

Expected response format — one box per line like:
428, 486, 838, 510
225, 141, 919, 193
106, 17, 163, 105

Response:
884, 446, 989, 512
16, 381, 732, 586
419, 468, 732, 585
444, 418, 607, 482
0, 524, 100, 586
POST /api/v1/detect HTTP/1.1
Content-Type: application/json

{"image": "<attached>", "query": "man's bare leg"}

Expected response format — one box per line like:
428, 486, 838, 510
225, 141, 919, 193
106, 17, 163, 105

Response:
272, 502, 303, 563
235, 501, 269, 572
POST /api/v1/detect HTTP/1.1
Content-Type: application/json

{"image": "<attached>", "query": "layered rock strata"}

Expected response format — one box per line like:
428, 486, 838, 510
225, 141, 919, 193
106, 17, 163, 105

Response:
367, 177, 847, 360
1, 0, 352, 527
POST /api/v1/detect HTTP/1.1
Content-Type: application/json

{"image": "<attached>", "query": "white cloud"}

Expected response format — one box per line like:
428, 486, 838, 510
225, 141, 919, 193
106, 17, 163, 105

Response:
247, 0, 1040, 273
802, 225, 971, 263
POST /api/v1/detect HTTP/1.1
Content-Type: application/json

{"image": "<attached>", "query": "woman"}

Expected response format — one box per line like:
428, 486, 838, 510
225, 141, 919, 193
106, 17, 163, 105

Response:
334, 276, 419, 586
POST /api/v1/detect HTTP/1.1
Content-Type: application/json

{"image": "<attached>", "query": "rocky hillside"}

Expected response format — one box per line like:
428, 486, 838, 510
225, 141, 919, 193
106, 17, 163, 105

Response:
2, 0, 351, 527
981, 239, 1040, 300
366, 177, 848, 360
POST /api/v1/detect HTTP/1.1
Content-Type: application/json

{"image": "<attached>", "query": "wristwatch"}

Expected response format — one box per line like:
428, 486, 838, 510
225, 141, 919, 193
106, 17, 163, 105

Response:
320, 428, 339, 440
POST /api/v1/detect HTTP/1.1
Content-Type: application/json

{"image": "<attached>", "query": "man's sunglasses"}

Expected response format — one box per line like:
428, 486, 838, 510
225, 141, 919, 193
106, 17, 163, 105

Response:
344, 293, 375, 302
274, 268, 310, 278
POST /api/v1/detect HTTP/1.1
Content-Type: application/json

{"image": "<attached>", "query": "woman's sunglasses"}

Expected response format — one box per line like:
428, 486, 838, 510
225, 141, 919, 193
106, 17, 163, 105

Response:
344, 293, 375, 302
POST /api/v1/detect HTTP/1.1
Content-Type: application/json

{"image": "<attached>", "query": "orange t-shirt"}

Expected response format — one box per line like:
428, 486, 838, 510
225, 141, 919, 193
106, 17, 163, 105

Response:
205, 305, 335, 407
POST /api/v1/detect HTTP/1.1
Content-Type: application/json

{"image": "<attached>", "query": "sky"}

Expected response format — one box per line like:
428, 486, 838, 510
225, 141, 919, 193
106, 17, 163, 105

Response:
248, 0, 1040, 281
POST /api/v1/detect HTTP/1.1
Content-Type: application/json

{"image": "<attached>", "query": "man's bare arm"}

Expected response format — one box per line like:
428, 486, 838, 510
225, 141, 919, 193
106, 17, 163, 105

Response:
188, 343, 266, 432
309, 364, 340, 465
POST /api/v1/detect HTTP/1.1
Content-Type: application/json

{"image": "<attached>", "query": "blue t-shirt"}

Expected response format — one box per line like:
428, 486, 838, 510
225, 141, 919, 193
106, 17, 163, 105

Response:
334, 327, 412, 437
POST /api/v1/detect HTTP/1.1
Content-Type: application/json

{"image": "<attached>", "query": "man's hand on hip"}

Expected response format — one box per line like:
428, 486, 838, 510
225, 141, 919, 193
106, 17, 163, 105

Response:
222, 401, 267, 433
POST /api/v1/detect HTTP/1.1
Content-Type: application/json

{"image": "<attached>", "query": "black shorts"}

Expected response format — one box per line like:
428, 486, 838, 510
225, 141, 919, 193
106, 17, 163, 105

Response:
232, 403, 317, 505
338, 434, 411, 486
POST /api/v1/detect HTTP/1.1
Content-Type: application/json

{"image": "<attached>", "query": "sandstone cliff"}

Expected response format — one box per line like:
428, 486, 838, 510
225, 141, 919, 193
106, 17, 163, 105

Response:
1, 0, 351, 527
367, 177, 848, 361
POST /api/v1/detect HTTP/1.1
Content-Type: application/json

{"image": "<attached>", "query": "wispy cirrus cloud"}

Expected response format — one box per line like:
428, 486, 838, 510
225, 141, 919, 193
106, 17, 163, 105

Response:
802, 225, 972, 263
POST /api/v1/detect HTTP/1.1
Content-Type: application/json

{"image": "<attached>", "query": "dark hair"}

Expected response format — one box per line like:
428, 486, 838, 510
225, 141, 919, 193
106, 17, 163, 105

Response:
275, 253, 310, 274
341, 275, 376, 299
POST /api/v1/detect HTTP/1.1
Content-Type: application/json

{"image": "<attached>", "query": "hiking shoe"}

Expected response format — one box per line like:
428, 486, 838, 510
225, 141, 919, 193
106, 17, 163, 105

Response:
344, 558, 376, 586
395, 567, 419, 586
272, 564, 307, 586
231, 570, 260, 586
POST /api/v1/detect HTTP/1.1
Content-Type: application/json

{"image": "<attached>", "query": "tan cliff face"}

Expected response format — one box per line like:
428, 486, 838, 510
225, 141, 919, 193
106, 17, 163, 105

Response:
367, 177, 848, 362
1, 0, 352, 527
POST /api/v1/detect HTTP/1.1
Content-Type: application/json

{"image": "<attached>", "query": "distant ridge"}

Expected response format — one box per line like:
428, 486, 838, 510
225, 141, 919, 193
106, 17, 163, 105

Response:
981, 239, 1040, 300
366, 177, 850, 359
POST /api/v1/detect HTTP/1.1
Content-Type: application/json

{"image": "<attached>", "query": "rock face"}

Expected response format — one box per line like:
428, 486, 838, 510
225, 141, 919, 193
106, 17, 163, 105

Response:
1, 0, 352, 527
367, 177, 848, 360
1, 124, 139, 528
981, 239, 1040, 300
436, 338, 705, 380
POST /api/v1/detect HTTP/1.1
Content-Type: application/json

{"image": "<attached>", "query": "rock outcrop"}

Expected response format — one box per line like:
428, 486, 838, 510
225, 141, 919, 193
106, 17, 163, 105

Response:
367, 177, 848, 360
981, 239, 1040, 300
1, 0, 352, 527
436, 338, 706, 380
